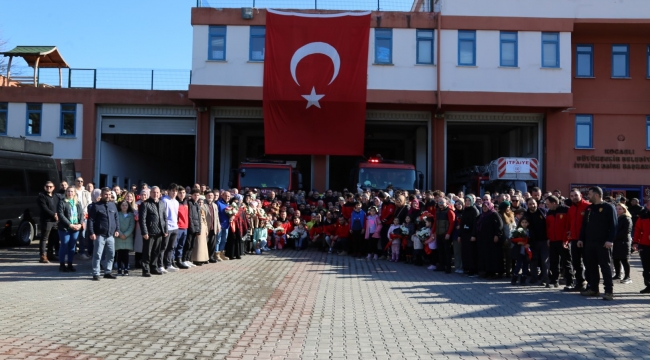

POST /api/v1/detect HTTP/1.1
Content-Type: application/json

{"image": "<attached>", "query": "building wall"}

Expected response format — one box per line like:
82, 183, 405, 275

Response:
439, 30, 572, 93
440, 0, 650, 18
5, 102, 83, 159
192, 26, 438, 91
545, 29, 650, 194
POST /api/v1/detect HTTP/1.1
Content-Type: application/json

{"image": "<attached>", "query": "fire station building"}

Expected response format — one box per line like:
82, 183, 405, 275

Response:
1, 0, 650, 200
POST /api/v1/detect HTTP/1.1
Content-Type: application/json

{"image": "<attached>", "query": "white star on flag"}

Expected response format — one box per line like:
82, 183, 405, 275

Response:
302, 87, 325, 109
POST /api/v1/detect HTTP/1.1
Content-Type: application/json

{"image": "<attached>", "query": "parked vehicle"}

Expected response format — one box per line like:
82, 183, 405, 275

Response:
0, 137, 60, 246
449, 157, 539, 196
229, 159, 303, 194
352, 155, 424, 193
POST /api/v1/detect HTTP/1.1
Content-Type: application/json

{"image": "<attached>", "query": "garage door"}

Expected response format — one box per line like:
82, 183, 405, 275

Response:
102, 116, 196, 135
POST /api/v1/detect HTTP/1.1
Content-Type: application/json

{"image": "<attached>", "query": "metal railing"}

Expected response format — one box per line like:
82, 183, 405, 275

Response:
197, 0, 433, 12
36, 68, 191, 91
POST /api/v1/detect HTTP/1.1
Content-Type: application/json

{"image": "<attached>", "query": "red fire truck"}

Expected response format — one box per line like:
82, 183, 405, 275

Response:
229, 159, 303, 194
351, 155, 424, 192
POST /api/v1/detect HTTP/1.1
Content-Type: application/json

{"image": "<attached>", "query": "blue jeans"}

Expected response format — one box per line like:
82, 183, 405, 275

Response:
174, 229, 188, 261
58, 228, 79, 265
92, 235, 115, 276
216, 228, 229, 252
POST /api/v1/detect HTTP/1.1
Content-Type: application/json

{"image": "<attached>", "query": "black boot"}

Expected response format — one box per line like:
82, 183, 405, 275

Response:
134, 252, 142, 269
511, 275, 518, 285
520, 276, 527, 285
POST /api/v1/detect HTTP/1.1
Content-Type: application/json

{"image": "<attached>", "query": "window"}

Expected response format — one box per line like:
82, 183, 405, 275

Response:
458, 30, 476, 66
26, 170, 53, 195
542, 32, 560, 68
500, 31, 517, 67
575, 115, 593, 149
374, 28, 392, 64
646, 116, 650, 150
612, 44, 629, 78
576, 45, 594, 77
60, 104, 76, 137
26, 103, 42, 136
208, 26, 227, 60
0, 103, 7, 135
416, 29, 434, 64
249, 26, 265, 61
0, 169, 26, 196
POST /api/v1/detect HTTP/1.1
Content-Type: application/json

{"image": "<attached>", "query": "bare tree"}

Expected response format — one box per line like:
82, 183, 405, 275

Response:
0, 32, 20, 76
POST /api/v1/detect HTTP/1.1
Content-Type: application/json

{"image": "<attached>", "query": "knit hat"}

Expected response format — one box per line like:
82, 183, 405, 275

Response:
498, 201, 511, 212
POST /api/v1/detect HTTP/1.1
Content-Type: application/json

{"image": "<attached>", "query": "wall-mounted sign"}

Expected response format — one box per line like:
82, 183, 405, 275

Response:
574, 149, 650, 170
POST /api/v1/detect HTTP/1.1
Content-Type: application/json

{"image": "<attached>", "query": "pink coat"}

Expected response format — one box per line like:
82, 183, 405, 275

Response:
364, 215, 382, 239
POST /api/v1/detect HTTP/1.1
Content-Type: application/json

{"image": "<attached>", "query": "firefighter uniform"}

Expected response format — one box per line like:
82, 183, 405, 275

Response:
546, 205, 574, 287
579, 202, 617, 295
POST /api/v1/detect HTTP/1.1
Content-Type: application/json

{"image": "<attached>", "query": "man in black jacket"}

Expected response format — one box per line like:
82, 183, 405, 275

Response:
579, 186, 617, 300
182, 189, 202, 267
139, 186, 169, 276
88, 187, 120, 280
526, 198, 549, 286
37, 181, 58, 263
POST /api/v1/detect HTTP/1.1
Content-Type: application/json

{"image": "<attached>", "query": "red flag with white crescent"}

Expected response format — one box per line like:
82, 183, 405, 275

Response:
263, 10, 370, 155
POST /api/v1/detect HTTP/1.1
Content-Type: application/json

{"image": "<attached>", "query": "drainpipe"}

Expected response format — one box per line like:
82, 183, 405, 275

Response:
436, 10, 441, 112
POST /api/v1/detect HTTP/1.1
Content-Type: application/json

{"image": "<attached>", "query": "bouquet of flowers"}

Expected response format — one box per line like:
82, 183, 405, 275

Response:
417, 211, 433, 223
415, 227, 431, 241
225, 206, 238, 217
288, 229, 300, 239
511, 227, 532, 260
399, 225, 410, 249
273, 227, 286, 236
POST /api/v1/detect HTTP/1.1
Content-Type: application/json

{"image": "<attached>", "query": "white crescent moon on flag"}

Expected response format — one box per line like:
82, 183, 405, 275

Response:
290, 42, 340, 86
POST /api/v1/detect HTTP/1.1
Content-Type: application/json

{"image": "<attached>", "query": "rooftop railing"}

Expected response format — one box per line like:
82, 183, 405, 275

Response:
196, 0, 433, 12
35, 68, 191, 91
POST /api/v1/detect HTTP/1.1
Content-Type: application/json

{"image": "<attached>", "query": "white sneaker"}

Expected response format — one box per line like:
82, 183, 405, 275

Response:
80, 254, 91, 260
455, 269, 464, 274
158, 267, 167, 274
185, 261, 196, 267
166, 265, 178, 272
427, 265, 437, 270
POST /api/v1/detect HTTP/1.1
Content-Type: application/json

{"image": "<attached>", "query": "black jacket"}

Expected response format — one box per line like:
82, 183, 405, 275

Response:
37, 192, 57, 223
524, 209, 547, 243
57, 198, 84, 231
460, 206, 479, 238
475, 211, 504, 243
88, 201, 119, 237
139, 198, 168, 236
188, 199, 201, 234
613, 215, 632, 259
579, 202, 617, 246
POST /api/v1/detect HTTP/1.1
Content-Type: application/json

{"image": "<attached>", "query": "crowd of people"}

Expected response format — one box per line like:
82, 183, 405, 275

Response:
36, 179, 650, 300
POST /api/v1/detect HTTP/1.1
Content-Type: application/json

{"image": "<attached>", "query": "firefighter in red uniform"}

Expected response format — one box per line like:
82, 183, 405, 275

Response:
633, 199, 650, 294
566, 189, 590, 292
545, 196, 574, 288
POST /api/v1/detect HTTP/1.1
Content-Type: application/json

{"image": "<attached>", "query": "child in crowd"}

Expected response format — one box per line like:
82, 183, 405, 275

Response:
349, 202, 366, 257
403, 215, 415, 263
423, 217, 438, 270
289, 220, 309, 250
389, 228, 403, 262
273, 221, 286, 250
253, 217, 270, 254
364, 206, 381, 259
386, 218, 402, 261
511, 217, 532, 285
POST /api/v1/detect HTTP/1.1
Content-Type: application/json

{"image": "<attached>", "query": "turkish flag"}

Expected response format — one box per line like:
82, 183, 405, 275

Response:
263, 10, 370, 155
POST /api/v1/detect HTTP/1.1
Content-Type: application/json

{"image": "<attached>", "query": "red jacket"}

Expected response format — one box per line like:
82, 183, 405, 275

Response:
322, 221, 337, 236
341, 202, 355, 220
380, 201, 396, 224
568, 199, 590, 240
334, 223, 350, 238
633, 210, 650, 246
546, 205, 570, 242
